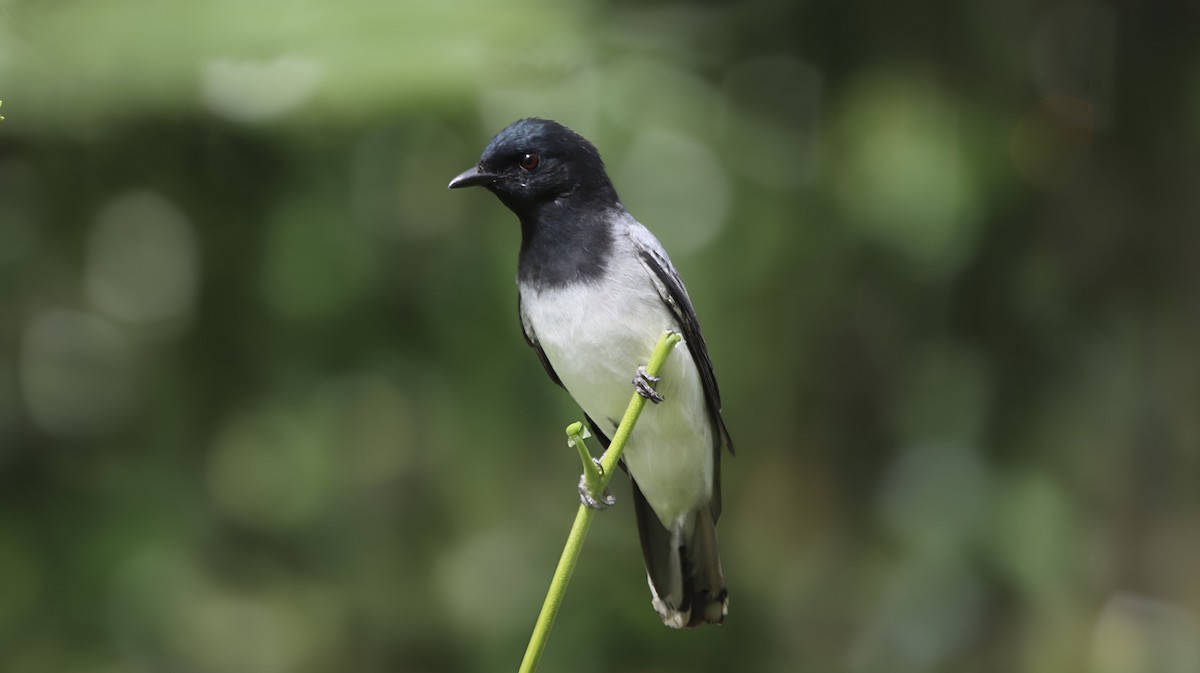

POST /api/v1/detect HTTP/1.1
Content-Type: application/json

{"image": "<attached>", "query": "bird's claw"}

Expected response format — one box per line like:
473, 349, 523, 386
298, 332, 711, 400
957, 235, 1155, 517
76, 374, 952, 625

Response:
578, 460, 615, 510
633, 365, 664, 404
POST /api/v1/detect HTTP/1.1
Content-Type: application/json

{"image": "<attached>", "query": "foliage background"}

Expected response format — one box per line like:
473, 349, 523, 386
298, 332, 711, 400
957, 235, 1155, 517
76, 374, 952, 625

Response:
1, 1, 1198, 671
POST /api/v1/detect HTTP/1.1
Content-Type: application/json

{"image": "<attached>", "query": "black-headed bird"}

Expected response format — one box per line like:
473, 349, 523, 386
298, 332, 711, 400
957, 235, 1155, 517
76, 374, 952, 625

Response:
449, 118, 732, 627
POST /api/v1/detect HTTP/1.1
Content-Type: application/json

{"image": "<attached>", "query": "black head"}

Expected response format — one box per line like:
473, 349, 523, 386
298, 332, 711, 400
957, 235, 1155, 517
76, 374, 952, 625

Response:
448, 118, 618, 218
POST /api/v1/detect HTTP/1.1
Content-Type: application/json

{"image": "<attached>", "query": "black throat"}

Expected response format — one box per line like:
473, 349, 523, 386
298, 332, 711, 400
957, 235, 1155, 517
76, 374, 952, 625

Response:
514, 195, 617, 291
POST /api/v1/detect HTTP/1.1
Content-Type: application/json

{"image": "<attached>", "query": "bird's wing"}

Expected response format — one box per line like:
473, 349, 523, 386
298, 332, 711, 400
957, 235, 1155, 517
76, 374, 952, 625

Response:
629, 227, 734, 459
518, 293, 564, 389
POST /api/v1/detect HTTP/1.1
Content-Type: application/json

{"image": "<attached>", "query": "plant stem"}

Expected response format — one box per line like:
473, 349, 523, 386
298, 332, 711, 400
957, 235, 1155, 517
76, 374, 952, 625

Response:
567, 421, 603, 498
595, 331, 680, 489
516, 330, 681, 673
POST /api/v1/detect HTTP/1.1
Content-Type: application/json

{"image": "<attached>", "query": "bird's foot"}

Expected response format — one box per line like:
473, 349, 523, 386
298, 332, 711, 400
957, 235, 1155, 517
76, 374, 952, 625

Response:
633, 365, 664, 404
578, 460, 615, 510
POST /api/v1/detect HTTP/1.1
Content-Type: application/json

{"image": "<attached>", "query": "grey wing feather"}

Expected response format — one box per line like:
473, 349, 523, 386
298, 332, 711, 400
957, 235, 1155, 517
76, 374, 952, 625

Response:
518, 294, 564, 389
631, 232, 734, 459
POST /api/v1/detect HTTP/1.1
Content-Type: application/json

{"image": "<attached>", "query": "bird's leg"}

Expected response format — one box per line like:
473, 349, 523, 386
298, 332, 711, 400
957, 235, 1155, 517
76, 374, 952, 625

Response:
578, 458, 615, 509
633, 365, 664, 404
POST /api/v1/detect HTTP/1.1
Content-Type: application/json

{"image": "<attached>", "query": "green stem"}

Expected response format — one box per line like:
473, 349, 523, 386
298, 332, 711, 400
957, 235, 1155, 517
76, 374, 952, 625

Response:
596, 331, 680, 489
566, 421, 602, 498
517, 330, 681, 673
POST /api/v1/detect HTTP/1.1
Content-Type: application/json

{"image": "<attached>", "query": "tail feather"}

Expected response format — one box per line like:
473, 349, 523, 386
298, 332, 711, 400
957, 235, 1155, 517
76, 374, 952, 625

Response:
631, 479, 728, 628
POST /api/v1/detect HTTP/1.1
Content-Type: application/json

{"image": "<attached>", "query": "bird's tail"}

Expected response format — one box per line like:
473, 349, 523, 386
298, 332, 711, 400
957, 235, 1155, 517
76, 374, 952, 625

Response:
631, 479, 727, 628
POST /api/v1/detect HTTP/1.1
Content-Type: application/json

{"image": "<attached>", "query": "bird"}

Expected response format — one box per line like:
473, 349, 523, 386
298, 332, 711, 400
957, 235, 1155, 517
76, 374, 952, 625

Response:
448, 118, 732, 628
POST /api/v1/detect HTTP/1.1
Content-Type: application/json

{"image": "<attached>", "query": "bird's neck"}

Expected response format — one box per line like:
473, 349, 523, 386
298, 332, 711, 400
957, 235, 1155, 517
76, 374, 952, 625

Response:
516, 197, 619, 291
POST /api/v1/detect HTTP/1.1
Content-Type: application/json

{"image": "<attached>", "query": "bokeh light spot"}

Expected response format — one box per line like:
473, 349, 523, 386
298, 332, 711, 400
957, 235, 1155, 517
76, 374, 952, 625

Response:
205, 405, 337, 530
988, 471, 1077, 597
110, 544, 345, 673
1091, 594, 1200, 673
615, 128, 730, 255
314, 374, 417, 490
850, 554, 985, 673
436, 527, 537, 636
85, 190, 199, 325
833, 69, 981, 275
201, 56, 325, 124
877, 442, 990, 552
19, 310, 137, 438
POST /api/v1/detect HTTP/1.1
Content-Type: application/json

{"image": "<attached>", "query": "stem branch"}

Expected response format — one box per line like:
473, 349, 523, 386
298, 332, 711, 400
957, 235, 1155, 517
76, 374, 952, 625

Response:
517, 330, 681, 673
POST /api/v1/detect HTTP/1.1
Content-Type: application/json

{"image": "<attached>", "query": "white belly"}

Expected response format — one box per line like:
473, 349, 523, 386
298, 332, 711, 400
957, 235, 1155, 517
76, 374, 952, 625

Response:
520, 280, 713, 527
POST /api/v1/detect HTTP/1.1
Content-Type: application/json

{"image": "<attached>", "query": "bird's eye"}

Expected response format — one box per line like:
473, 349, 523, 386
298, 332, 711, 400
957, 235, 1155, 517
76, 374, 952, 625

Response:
518, 153, 540, 171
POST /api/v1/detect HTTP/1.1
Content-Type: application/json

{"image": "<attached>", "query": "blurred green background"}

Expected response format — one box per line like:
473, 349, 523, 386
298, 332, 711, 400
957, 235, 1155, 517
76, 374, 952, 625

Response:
2, 0, 1199, 671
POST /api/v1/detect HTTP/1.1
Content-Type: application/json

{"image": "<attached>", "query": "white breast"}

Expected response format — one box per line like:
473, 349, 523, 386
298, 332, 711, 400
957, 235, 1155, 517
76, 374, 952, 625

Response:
518, 228, 713, 527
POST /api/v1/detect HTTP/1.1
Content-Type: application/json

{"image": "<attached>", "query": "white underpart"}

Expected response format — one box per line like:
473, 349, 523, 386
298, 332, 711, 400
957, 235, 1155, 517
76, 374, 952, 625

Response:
518, 216, 713, 528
